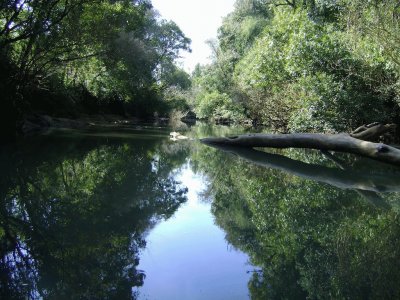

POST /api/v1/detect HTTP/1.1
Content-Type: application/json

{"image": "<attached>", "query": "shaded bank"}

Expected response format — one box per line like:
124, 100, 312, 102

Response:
0, 0, 191, 141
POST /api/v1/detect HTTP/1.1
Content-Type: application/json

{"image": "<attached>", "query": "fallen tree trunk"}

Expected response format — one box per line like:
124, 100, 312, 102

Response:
350, 123, 396, 141
201, 133, 400, 166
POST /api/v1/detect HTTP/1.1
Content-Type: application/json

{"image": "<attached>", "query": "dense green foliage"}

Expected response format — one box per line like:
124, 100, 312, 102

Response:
0, 0, 191, 138
3, 0, 399, 137
191, 0, 400, 131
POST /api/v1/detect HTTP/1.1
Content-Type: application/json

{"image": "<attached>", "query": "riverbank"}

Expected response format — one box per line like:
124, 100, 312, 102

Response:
16, 112, 199, 138
17, 113, 177, 137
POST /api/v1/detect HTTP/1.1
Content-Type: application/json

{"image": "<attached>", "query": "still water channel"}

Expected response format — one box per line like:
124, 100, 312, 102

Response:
1, 123, 400, 299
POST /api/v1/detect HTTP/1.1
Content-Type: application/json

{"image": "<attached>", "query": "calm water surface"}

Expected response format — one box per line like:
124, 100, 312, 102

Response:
137, 165, 251, 299
1, 123, 400, 299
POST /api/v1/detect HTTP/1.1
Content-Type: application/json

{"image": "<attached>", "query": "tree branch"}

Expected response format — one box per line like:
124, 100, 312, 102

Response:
201, 132, 400, 166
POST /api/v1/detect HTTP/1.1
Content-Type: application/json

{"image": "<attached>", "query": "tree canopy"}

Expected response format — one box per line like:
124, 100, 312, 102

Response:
190, 0, 400, 132
0, 0, 191, 138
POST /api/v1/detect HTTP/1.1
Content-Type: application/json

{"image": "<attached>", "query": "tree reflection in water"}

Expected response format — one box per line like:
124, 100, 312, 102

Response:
2, 123, 400, 299
0, 133, 188, 299
195, 144, 400, 299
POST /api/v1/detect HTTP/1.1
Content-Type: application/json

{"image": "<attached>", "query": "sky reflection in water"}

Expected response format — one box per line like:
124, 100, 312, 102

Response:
137, 163, 251, 300
2, 124, 400, 299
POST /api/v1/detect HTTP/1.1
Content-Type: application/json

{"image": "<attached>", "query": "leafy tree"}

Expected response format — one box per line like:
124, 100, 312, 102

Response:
190, 0, 400, 130
0, 0, 192, 138
234, 7, 398, 131
196, 91, 245, 122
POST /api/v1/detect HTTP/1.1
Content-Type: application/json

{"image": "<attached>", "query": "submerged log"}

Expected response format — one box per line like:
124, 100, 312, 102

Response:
201, 133, 400, 166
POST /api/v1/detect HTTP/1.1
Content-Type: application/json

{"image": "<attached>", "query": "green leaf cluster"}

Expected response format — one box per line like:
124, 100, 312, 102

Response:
196, 91, 245, 122
191, 0, 400, 131
0, 0, 192, 126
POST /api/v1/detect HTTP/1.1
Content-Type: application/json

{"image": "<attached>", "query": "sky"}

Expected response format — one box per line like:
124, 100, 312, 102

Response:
151, 0, 237, 73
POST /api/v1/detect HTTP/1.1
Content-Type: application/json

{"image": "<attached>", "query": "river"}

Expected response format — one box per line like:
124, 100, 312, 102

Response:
1, 123, 400, 299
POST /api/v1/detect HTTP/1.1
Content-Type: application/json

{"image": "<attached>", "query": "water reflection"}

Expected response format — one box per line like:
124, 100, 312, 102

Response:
137, 165, 251, 300
1, 124, 400, 299
0, 132, 188, 299
198, 141, 400, 299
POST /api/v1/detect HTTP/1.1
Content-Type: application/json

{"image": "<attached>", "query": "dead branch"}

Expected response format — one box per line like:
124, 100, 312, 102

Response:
201, 132, 400, 166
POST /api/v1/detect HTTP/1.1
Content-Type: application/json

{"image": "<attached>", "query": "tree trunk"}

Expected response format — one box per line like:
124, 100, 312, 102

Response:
201, 133, 400, 166
350, 123, 396, 141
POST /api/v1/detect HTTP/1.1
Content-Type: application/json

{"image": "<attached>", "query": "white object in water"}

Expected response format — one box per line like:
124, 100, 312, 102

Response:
170, 132, 188, 140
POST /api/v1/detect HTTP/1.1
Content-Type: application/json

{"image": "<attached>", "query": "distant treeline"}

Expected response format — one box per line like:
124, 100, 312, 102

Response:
189, 0, 400, 132
0, 0, 192, 139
